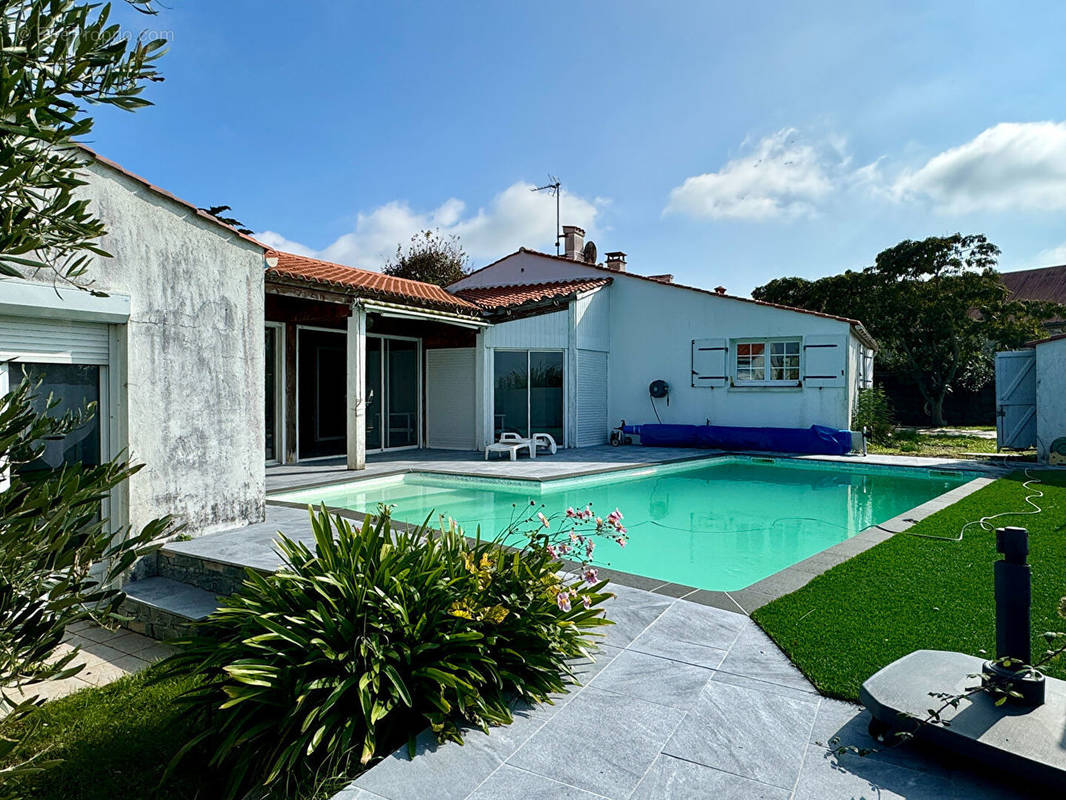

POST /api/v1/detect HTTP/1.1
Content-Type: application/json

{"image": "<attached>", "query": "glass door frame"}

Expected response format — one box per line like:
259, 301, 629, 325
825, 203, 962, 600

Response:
365, 333, 422, 454
264, 322, 285, 465
294, 324, 347, 463
491, 348, 567, 444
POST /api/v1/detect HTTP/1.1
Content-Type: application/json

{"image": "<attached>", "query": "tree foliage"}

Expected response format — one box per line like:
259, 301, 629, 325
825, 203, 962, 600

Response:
384, 229, 470, 286
0, 379, 173, 792
0, 0, 167, 287
199, 204, 253, 235
753, 234, 1064, 426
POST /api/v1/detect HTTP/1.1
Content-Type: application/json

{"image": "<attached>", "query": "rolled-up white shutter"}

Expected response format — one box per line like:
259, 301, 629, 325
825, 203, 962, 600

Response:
426, 348, 476, 450
803, 335, 846, 387
692, 338, 728, 387
577, 349, 608, 446
0, 315, 109, 364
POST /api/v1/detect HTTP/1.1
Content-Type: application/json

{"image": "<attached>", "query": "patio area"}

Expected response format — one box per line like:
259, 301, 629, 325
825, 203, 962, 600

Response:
334, 583, 1025, 800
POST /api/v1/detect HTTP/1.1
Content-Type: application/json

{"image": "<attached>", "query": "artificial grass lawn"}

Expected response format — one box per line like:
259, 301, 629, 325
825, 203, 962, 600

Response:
0, 666, 345, 800
753, 470, 1066, 702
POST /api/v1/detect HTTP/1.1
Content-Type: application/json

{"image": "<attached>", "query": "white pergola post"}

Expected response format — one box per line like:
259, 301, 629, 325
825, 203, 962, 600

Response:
346, 303, 367, 470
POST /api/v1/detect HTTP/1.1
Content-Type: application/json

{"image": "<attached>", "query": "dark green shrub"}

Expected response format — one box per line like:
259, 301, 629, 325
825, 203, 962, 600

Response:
852, 386, 895, 443
162, 506, 616, 800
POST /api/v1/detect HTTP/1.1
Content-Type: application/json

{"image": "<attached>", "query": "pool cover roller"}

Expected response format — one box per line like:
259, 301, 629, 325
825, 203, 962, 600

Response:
620, 423, 854, 455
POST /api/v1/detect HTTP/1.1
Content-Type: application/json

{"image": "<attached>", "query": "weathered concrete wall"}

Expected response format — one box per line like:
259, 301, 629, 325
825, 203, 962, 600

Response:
1035, 337, 1066, 462
25, 160, 266, 535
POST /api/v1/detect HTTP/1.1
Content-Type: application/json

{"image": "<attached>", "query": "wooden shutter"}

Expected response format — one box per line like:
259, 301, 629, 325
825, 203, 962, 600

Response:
692, 338, 728, 387
802, 335, 846, 387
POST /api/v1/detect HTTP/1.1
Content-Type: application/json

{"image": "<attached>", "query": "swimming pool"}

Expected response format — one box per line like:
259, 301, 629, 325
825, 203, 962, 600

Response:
271, 457, 973, 592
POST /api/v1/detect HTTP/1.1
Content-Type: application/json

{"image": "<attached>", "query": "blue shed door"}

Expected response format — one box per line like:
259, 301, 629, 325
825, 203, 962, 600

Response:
995, 350, 1036, 450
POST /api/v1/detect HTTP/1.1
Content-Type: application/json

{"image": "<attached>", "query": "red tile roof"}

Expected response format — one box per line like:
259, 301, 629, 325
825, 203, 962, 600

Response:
266, 250, 481, 313
1002, 264, 1066, 305
455, 278, 611, 310
456, 248, 878, 349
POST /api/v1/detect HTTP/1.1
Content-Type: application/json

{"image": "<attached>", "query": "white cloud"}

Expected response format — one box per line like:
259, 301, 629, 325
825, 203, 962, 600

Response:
891, 122, 1066, 213
1034, 242, 1066, 265
257, 183, 604, 269
664, 128, 845, 221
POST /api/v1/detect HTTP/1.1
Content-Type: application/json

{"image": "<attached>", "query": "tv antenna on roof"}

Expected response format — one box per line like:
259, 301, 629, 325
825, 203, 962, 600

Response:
532, 175, 562, 255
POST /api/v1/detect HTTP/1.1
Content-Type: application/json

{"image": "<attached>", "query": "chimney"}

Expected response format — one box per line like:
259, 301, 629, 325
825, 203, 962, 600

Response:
605, 251, 627, 272
562, 225, 585, 261
649, 274, 673, 284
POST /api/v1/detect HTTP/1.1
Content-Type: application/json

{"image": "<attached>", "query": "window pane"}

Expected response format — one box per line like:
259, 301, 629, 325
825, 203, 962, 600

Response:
771, 342, 785, 355
529, 351, 564, 442
750, 343, 765, 355
365, 337, 382, 451
737, 343, 750, 356
297, 329, 346, 459
16, 363, 101, 472
785, 341, 800, 354
494, 351, 528, 438
386, 339, 418, 448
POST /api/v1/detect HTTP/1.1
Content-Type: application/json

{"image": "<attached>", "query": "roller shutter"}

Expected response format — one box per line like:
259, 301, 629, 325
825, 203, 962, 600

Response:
0, 315, 109, 364
426, 348, 476, 450
576, 349, 608, 446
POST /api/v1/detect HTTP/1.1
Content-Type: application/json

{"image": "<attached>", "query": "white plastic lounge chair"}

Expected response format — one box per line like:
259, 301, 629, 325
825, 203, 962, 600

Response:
485, 433, 538, 461
532, 433, 557, 455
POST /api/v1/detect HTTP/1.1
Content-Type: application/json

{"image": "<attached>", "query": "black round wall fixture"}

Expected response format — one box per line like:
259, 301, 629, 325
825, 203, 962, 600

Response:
649, 379, 669, 399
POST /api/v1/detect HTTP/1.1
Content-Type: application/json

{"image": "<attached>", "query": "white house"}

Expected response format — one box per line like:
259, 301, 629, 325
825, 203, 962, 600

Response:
0, 147, 268, 536
448, 227, 877, 450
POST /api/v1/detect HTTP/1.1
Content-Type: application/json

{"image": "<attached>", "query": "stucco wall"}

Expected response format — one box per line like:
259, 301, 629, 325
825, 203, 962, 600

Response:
24, 160, 266, 535
1036, 337, 1066, 461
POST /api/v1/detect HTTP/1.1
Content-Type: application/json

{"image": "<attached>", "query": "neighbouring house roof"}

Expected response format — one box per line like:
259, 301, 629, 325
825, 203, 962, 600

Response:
1025, 332, 1066, 347
1002, 264, 1066, 305
454, 278, 612, 311
456, 247, 879, 349
265, 250, 482, 314
75, 144, 267, 251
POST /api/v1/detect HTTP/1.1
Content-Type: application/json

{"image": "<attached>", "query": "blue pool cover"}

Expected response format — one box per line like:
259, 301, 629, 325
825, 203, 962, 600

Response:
621, 423, 854, 455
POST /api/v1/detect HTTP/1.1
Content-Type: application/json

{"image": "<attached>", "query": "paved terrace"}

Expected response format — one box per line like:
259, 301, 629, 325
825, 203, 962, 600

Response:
167, 447, 1022, 799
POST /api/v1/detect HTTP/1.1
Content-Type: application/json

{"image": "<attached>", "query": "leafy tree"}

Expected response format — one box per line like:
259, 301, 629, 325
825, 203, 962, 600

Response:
199, 204, 253, 235
384, 229, 470, 286
754, 234, 1063, 426
0, 380, 173, 790
0, 0, 166, 287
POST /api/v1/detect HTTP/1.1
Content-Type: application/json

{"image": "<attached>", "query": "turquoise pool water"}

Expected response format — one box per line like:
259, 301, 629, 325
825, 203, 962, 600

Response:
272, 458, 971, 592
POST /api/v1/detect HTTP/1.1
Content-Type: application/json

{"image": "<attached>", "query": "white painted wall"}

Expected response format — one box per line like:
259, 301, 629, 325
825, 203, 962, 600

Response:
17, 160, 266, 536
1035, 337, 1066, 462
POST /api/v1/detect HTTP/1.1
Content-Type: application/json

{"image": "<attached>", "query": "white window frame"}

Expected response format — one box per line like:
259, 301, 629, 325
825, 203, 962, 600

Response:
491, 348, 568, 442
733, 337, 802, 386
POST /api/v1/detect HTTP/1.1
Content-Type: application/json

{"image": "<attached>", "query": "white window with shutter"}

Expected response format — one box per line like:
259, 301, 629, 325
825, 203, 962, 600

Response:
691, 338, 728, 387
802, 334, 847, 387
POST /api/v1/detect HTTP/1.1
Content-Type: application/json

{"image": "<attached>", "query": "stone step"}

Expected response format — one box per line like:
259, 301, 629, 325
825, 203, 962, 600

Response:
155, 547, 260, 596
119, 576, 221, 641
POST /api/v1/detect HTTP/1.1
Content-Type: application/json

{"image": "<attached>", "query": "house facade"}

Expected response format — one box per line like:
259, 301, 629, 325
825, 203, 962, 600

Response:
0, 149, 267, 537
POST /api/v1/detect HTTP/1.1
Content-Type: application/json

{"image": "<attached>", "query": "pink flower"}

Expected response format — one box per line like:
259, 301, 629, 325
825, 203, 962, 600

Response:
556, 592, 571, 612
583, 567, 599, 584
585, 539, 595, 558
607, 509, 623, 525
615, 536, 627, 548
537, 512, 550, 529
546, 544, 557, 558
582, 595, 592, 609
569, 531, 579, 543
566, 507, 577, 518
617, 526, 627, 535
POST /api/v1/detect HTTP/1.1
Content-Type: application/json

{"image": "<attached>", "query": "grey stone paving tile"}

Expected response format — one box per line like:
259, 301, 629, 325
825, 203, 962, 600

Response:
508, 685, 684, 799
626, 600, 745, 668
587, 649, 713, 710
630, 754, 790, 800
792, 742, 958, 800
466, 764, 609, 799
122, 576, 219, 620
710, 669, 818, 701
744, 567, 816, 598
352, 728, 508, 800
662, 678, 817, 790
677, 589, 747, 614
597, 585, 673, 649
649, 582, 696, 598
329, 787, 390, 800
723, 587, 777, 614
715, 623, 816, 694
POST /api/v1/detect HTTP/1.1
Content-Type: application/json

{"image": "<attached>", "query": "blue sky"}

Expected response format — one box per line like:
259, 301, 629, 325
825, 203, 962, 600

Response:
93, 1, 1066, 295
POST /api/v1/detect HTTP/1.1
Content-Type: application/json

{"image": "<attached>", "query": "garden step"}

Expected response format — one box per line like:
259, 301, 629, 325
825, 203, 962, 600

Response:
155, 547, 260, 596
118, 576, 220, 641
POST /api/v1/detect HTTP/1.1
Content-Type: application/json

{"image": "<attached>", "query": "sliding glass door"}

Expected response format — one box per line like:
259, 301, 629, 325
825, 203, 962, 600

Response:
297, 328, 346, 459
493, 350, 564, 442
365, 336, 420, 452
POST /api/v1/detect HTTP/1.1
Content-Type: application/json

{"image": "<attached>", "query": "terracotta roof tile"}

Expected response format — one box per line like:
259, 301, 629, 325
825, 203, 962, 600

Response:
455, 278, 611, 310
266, 251, 481, 313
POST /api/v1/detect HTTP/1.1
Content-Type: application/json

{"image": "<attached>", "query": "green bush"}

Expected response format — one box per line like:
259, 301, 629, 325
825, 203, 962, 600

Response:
161, 506, 616, 800
852, 386, 895, 443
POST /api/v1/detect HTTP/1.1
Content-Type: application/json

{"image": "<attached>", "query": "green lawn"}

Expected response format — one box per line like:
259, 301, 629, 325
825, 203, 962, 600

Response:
0, 667, 344, 800
867, 431, 1001, 458
753, 471, 1066, 701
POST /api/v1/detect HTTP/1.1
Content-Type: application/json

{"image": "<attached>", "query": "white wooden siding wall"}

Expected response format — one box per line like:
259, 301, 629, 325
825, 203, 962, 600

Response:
574, 289, 610, 351
576, 349, 608, 446
483, 310, 568, 349
0, 315, 110, 364
426, 348, 477, 450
